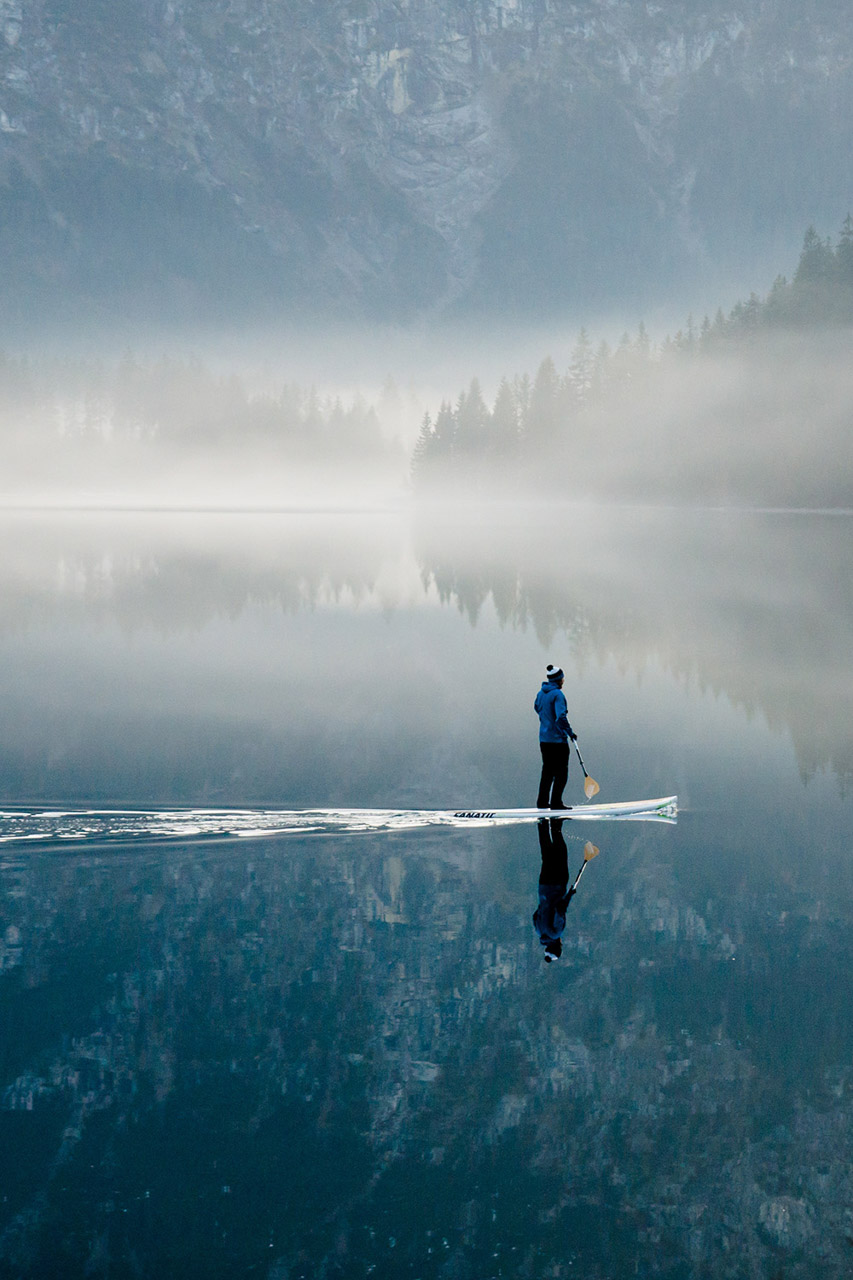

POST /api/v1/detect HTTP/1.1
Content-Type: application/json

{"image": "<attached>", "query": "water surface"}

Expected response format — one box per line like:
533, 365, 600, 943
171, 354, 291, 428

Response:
1, 508, 851, 1278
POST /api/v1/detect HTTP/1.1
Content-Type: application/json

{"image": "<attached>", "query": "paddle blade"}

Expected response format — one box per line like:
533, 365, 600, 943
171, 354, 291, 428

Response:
584, 775, 600, 799
583, 842, 600, 861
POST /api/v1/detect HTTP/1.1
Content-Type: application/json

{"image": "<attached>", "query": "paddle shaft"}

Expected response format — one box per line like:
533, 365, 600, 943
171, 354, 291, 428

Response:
571, 736, 600, 797
571, 861, 589, 892
572, 737, 590, 778
570, 843, 599, 893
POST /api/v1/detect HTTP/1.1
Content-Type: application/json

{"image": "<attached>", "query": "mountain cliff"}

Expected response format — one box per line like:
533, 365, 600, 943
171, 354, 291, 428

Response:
1, 0, 852, 328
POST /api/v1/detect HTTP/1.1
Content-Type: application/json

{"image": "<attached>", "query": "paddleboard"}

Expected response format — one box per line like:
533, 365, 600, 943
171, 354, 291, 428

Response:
0, 796, 677, 847
443, 796, 677, 820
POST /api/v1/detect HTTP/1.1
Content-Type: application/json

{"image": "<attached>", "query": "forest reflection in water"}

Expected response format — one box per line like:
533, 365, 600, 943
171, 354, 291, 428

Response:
0, 505, 850, 802
0, 506, 851, 1278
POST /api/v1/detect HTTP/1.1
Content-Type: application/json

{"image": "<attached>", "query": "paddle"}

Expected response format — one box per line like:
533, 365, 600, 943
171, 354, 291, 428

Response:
572, 737, 600, 798
571, 840, 600, 892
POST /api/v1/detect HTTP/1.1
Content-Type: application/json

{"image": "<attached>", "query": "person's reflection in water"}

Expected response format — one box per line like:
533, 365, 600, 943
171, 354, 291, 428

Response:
533, 827, 601, 963
533, 818, 576, 962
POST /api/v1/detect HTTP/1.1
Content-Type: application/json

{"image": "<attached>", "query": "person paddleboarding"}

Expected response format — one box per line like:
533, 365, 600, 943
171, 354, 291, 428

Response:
534, 663, 577, 810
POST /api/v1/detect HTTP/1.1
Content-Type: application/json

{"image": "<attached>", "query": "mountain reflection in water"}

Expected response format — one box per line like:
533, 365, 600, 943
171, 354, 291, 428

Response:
1, 816, 850, 1279
0, 507, 851, 1278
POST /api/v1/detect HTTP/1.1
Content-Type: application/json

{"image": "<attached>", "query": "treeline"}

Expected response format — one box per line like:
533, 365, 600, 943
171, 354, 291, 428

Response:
411, 330, 652, 492
0, 352, 393, 459
411, 218, 853, 501
665, 213, 853, 347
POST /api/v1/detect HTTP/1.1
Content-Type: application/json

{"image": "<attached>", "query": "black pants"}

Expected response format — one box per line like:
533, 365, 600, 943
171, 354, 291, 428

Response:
537, 741, 570, 809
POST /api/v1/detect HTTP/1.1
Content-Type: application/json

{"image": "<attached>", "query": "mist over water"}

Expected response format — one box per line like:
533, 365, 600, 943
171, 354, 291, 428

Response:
0, 504, 851, 1277
3, 327, 852, 511
1, 506, 850, 805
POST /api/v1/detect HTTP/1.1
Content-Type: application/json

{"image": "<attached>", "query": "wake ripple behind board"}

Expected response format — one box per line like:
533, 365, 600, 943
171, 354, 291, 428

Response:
0, 800, 677, 850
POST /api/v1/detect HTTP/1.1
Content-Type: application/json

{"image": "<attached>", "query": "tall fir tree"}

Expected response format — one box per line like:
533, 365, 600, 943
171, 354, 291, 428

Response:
433, 399, 457, 461
794, 226, 835, 286
454, 378, 490, 458
513, 372, 532, 440
569, 329, 595, 405
525, 356, 562, 449
836, 213, 853, 287
411, 411, 437, 490
490, 377, 519, 462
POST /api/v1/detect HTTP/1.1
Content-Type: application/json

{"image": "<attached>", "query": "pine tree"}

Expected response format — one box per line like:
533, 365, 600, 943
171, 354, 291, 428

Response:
433, 399, 457, 461
569, 329, 594, 405
671, 314, 697, 354
794, 226, 834, 286
454, 378, 489, 458
836, 213, 853, 287
738, 293, 761, 332
526, 356, 562, 446
490, 377, 519, 462
411, 411, 436, 490
513, 373, 532, 443
763, 275, 790, 326
792, 226, 837, 322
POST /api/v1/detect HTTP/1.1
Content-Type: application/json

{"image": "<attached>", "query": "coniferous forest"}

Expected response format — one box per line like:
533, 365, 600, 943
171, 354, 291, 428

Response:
0, 353, 403, 504
411, 219, 853, 507
2, 221, 853, 508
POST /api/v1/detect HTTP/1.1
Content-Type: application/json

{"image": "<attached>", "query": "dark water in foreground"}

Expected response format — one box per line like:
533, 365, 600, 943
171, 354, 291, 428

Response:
0, 508, 851, 1279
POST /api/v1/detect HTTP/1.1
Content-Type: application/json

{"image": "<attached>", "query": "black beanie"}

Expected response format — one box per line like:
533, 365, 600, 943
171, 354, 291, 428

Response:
546, 664, 564, 682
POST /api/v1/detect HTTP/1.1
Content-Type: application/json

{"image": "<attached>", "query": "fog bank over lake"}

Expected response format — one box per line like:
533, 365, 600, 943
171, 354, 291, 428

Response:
2, 330, 853, 509
0, 506, 850, 807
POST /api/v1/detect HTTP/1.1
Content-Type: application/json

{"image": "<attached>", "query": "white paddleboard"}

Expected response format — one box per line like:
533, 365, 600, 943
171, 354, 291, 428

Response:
296, 797, 678, 824
0, 796, 677, 847
437, 796, 677, 820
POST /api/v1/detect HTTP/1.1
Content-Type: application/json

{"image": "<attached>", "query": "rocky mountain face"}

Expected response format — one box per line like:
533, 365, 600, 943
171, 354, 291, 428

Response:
1, 0, 853, 328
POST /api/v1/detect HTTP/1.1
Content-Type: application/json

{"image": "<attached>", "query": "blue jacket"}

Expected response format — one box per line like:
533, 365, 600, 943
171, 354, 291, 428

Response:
535, 679, 571, 743
533, 883, 573, 941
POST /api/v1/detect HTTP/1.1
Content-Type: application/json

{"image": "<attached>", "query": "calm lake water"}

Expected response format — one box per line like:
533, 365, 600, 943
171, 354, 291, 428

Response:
0, 507, 851, 1279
